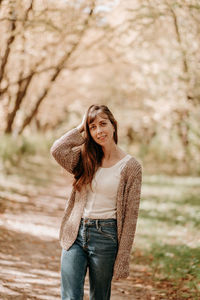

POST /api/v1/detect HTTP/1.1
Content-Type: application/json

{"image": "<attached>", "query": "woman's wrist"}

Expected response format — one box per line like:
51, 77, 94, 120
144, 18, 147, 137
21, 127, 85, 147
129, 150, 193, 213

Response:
76, 125, 84, 133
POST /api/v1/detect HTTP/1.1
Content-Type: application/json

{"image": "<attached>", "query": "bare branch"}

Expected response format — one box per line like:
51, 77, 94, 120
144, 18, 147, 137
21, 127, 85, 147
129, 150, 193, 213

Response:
0, 1, 33, 87
168, 4, 189, 75
24, 0, 33, 20
18, 0, 96, 134
3, 1, 35, 132
0, 12, 16, 84
5, 73, 33, 133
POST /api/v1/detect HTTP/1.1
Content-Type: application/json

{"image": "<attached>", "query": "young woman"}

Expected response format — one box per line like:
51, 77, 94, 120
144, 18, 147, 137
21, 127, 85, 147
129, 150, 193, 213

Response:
50, 104, 142, 300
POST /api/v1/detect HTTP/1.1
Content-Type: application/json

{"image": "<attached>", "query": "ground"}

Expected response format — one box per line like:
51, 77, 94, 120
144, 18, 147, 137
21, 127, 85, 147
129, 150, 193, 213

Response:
0, 156, 198, 299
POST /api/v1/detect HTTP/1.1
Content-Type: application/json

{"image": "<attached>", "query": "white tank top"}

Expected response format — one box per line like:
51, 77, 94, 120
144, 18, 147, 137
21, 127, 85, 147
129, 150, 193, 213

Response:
82, 154, 132, 219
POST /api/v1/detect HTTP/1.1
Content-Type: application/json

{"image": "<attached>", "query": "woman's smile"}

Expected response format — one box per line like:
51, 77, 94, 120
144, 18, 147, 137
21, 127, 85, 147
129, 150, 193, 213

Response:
98, 135, 106, 141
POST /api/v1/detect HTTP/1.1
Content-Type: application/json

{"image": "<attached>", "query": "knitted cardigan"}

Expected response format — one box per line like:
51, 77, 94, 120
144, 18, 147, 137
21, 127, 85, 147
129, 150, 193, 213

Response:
50, 128, 142, 280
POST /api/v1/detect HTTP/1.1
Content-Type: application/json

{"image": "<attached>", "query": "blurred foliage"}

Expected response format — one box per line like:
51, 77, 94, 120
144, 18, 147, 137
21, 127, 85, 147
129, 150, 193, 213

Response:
0, 133, 52, 172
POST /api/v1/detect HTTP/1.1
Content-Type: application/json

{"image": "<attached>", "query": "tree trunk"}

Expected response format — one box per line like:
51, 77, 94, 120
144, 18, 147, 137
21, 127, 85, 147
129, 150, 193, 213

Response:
18, 3, 95, 134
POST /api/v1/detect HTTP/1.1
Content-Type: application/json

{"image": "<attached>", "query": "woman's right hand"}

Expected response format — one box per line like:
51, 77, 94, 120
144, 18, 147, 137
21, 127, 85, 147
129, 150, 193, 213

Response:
76, 112, 87, 133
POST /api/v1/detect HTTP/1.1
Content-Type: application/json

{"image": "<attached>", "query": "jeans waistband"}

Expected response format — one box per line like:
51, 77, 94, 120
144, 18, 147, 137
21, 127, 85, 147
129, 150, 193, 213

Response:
80, 217, 116, 227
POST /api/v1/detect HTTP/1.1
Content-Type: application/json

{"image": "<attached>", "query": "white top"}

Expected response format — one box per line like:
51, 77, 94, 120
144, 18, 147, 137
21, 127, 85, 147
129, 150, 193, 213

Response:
82, 154, 132, 219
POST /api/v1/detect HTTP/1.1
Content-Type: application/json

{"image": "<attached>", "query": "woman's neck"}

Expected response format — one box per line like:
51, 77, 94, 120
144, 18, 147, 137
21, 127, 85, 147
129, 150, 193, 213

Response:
101, 143, 125, 162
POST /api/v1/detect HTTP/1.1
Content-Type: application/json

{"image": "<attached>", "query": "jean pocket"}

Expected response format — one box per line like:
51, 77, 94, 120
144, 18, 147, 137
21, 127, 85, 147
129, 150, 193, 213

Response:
98, 225, 118, 243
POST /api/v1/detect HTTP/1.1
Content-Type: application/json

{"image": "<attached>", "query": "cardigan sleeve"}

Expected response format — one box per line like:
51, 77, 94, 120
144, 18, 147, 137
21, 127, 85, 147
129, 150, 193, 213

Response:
113, 165, 142, 279
50, 128, 85, 174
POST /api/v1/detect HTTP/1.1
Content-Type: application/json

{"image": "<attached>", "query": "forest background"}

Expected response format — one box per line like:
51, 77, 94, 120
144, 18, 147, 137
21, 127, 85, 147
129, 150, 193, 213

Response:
0, 1, 200, 299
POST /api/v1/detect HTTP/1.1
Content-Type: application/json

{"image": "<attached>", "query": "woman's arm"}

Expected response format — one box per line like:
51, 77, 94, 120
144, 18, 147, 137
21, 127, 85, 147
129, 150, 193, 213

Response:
50, 127, 85, 174
113, 164, 142, 279
50, 113, 87, 173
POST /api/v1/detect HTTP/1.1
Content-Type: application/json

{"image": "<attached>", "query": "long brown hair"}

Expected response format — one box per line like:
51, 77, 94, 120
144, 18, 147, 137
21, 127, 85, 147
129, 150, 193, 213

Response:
72, 104, 118, 192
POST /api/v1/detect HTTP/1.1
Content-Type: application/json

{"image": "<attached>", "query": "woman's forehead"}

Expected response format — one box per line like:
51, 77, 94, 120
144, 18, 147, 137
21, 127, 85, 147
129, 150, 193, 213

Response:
89, 112, 108, 124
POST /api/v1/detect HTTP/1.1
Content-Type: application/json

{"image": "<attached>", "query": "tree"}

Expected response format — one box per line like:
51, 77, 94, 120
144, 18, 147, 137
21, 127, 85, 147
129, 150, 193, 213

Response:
0, 0, 116, 134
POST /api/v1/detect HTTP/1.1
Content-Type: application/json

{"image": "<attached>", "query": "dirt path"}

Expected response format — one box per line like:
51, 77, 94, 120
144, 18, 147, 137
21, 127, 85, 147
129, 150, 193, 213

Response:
0, 167, 163, 300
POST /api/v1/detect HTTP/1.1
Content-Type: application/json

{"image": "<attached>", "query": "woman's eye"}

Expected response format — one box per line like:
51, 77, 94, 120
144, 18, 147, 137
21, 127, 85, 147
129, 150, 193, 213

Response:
90, 122, 106, 130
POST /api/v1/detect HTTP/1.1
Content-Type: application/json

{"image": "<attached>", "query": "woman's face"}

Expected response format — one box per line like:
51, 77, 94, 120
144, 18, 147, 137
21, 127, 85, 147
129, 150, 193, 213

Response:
88, 113, 115, 146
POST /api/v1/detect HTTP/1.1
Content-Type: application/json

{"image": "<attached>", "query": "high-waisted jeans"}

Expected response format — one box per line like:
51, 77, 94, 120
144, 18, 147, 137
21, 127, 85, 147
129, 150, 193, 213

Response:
60, 218, 118, 300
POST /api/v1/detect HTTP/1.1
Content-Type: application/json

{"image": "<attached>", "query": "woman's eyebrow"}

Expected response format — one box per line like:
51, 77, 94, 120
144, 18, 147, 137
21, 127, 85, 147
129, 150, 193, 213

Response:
89, 119, 107, 126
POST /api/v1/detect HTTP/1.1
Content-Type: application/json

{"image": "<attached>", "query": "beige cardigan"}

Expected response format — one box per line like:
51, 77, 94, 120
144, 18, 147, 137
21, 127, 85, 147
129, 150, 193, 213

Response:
50, 128, 142, 279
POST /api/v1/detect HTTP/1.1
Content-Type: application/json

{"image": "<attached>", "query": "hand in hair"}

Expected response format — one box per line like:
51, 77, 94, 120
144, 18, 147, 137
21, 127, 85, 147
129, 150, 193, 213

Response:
76, 112, 87, 133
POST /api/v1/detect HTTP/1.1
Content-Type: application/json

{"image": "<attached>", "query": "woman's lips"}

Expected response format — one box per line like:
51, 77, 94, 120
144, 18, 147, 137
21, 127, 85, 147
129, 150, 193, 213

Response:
98, 135, 106, 140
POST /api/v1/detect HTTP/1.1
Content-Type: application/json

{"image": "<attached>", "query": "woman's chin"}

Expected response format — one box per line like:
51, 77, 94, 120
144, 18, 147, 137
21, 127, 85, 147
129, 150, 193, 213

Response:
96, 140, 106, 146
96, 137, 106, 144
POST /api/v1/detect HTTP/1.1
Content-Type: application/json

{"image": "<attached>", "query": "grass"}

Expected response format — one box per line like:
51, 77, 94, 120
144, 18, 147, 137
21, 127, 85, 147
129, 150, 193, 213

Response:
133, 244, 200, 299
133, 174, 200, 299
150, 243, 200, 280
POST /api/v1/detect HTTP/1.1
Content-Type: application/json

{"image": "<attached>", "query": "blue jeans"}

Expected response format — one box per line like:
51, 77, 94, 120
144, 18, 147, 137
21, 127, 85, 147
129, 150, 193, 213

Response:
60, 218, 118, 300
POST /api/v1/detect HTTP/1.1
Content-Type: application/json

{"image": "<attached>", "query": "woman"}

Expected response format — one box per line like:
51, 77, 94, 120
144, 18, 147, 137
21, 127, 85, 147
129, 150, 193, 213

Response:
50, 104, 142, 300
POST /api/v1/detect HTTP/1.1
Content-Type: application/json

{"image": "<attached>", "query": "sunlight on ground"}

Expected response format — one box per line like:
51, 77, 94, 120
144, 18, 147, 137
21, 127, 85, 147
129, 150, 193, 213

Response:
0, 214, 59, 239
0, 167, 199, 299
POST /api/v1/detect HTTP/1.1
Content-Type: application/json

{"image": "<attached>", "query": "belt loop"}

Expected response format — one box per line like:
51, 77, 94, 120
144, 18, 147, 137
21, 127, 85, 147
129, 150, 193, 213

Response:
96, 219, 99, 230
83, 218, 87, 226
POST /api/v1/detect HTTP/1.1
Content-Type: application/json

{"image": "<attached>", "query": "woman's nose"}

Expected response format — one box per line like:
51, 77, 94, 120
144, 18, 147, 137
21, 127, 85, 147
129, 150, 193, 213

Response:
97, 126, 102, 134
